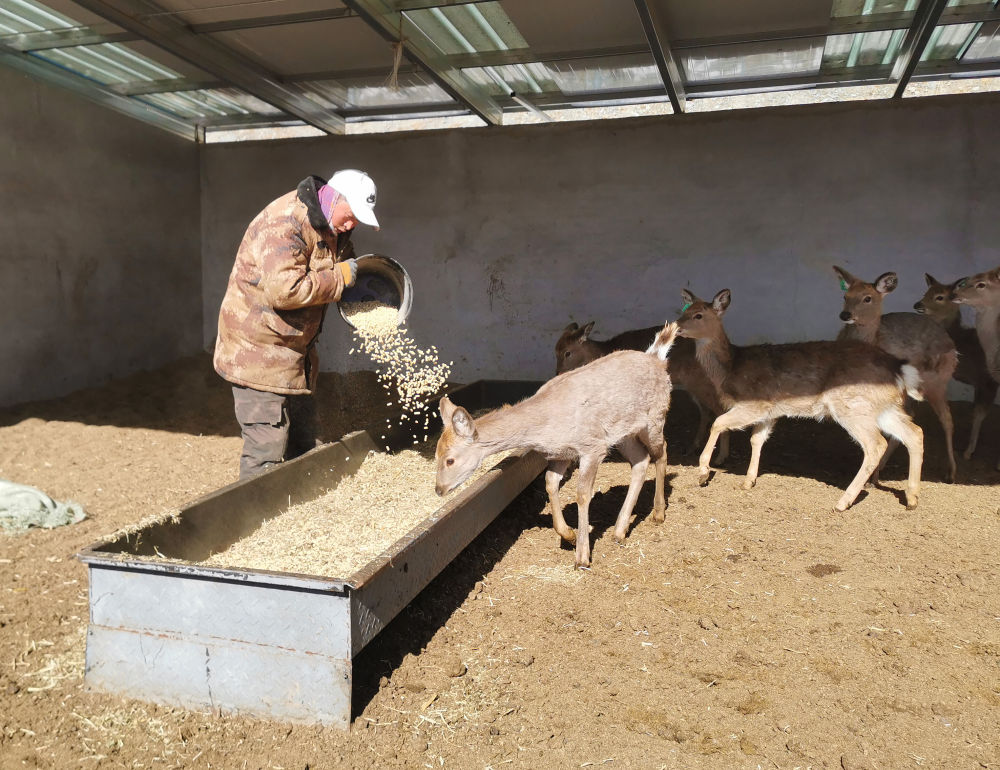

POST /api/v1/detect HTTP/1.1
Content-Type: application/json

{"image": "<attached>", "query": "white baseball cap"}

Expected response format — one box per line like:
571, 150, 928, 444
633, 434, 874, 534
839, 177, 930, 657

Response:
328, 169, 379, 228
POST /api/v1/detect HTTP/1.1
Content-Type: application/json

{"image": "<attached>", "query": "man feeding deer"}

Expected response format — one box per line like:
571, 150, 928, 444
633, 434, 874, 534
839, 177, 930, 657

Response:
214, 169, 380, 480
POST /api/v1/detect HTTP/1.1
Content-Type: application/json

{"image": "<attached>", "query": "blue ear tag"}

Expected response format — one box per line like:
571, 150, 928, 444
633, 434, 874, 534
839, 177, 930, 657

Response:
839, 279, 847, 292
681, 302, 692, 313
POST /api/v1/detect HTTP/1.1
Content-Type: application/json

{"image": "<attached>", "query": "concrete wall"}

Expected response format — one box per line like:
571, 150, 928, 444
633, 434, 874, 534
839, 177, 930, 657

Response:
0, 66, 201, 407
201, 95, 1000, 392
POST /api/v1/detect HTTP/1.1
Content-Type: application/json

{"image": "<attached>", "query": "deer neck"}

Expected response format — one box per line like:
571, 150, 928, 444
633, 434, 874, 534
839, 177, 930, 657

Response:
472, 407, 539, 455
840, 316, 880, 345
694, 333, 733, 392
974, 304, 1000, 369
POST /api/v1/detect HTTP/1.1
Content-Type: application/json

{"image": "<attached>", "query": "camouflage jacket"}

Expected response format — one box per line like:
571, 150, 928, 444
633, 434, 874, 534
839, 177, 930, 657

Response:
214, 176, 354, 395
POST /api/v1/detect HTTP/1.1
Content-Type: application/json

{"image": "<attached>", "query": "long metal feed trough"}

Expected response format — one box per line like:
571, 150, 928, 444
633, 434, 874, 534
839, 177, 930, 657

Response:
77, 380, 545, 728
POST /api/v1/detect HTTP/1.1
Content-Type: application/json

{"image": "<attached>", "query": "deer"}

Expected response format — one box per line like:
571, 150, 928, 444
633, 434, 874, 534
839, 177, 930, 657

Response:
833, 266, 958, 483
436, 322, 680, 569
914, 274, 998, 460
677, 289, 924, 512
951, 265, 1000, 470
555, 321, 730, 463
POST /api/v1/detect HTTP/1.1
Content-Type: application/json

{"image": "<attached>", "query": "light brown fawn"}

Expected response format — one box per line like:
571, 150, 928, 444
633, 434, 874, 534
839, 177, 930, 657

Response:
914, 274, 998, 459
436, 322, 680, 569
677, 289, 924, 511
951, 265, 1000, 470
833, 265, 958, 482
555, 321, 730, 462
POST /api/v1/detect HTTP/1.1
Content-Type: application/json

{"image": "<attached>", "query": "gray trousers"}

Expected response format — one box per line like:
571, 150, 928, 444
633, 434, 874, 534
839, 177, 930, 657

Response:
232, 385, 321, 480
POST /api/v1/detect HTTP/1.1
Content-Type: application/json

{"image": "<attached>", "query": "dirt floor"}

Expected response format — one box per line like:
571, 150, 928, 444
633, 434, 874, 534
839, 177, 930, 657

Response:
1, 352, 998, 770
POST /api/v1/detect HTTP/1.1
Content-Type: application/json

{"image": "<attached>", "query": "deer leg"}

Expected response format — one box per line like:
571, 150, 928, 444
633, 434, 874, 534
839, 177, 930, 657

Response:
574, 454, 602, 569
872, 437, 900, 485
833, 417, 888, 512
544, 460, 576, 545
878, 406, 923, 510
925, 385, 956, 483
743, 419, 775, 490
689, 397, 711, 455
699, 406, 763, 487
647, 433, 668, 523
965, 381, 997, 459
612, 437, 651, 543
690, 399, 729, 466
715, 428, 731, 466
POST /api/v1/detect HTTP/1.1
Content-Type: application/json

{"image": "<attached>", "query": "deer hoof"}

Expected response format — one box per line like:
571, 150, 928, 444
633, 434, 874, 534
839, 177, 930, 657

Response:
698, 471, 711, 487
741, 478, 756, 491
651, 509, 665, 523
905, 497, 919, 511
944, 469, 956, 484
558, 528, 577, 545
962, 449, 974, 461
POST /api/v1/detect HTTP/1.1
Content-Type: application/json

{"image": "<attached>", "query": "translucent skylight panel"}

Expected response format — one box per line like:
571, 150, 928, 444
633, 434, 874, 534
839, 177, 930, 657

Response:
137, 89, 280, 120
922, 22, 979, 60
539, 55, 662, 96
0, 0, 76, 34
831, 0, 916, 18
31, 43, 180, 85
297, 74, 450, 110
682, 42, 824, 84
403, 2, 526, 57
823, 31, 902, 69
962, 22, 1000, 60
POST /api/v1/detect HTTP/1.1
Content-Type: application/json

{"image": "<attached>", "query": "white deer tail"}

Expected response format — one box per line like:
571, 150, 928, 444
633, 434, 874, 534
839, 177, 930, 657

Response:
647, 321, 679, 361
898, 364, 924, 402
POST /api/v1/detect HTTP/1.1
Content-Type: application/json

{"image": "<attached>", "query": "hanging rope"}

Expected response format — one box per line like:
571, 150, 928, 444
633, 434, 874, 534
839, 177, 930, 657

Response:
386, 17, 406, 91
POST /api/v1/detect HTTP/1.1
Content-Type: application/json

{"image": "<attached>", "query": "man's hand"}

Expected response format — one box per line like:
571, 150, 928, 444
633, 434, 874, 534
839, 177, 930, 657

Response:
339, 258, 358, 288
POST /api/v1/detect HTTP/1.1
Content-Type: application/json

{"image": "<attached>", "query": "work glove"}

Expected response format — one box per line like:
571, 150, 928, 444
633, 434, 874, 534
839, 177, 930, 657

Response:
339, 258, 358, 288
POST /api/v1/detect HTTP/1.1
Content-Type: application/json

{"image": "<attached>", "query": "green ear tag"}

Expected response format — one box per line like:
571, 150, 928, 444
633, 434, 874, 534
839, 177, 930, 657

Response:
839, 279, 847, 292
681, 302, 692, 313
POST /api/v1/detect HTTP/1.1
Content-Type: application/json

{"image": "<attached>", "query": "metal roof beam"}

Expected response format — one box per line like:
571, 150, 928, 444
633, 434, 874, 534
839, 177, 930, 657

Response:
0, 41, 196, 140
340, 0, 504, 125
1, 23, 132, 51
67, 0, 345, 134
188, 8, 355, 34
631, 0, 686, 112
892, 0, 950, 97
392, 0, 495, 9
110, 77, 225, 95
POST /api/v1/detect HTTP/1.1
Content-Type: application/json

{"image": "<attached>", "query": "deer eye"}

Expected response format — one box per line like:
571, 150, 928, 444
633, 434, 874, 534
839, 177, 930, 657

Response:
977, 282, 986, 289
935, 295, 944, 302
446, 458, 455, 466
694, 313, 703, 320
563, 351, 571, 358
863, 296, 872, 303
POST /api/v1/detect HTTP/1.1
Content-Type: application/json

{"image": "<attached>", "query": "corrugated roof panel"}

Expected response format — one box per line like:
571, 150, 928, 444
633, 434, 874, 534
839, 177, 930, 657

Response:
31, 42, 179, 84
0, 0, 75, 34
296, 73, 450, 110
962, 21, 1000, 60
682, 40, 824, 84
137, 88, 281, 119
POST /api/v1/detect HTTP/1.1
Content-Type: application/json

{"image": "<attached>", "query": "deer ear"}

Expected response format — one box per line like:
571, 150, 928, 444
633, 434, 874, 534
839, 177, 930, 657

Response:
924, 273, 937, 287
712, 289, 731, 314
832, 265, 857, 288
875, 272, 898, 294
580, 321, 595, 340
991, 267, 1000, 282
680, 288, 696, 305
562, 322, 579, 335
439, 396, 456, 422
451, 406, 477, 440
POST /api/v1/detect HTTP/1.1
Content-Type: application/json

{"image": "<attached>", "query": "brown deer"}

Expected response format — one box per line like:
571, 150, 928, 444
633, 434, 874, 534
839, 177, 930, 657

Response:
677, 289, 924, 511
555, 321, 730, 463
914, 274, 998, 459
951, 265, 1000, 470
833, 266, 958, 482
436, 322, 680, 569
